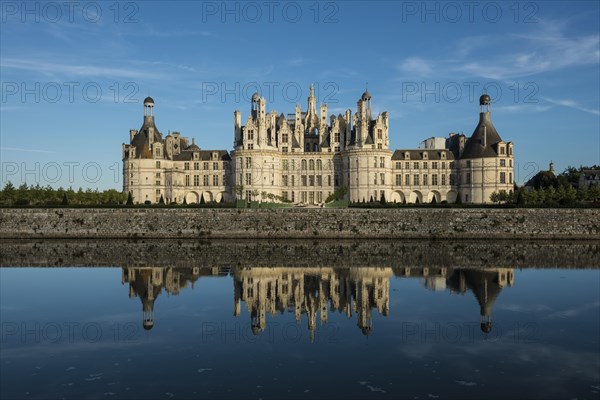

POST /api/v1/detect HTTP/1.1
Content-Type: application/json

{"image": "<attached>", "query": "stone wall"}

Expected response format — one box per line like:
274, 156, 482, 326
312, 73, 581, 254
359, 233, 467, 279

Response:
1, 239, 599, 268
0, 208, 598, 240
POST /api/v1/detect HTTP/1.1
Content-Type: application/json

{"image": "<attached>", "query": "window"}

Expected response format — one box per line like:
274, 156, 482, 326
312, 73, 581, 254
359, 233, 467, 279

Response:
282, 191, 288, 201
423, 174, 428, 185
500, 172, 506, 184
466, 160, 472, 168
316, 160, 322, 170
203, 162, 209, 170
395, 162, 401, 169
405, 162, 410, 169
282, 147, 288, 153
156, 161, 161, 168
442, 162, 446, 169
282, 160, 288, 171
309, 160, 315, 170
396, 174, 401, 186
155, 180, 160, 186
380, 157, 385, 168
245, 173, 252, 185
374, 157, 377, 168
184, 162, 190, 170
500, 146, 505, 154
203, 175, 209, 186
316, 176, 322, 186
466, 172, 471, 184
245, 157, 252, 168
442, 174, 446, 185
194, 175, 199, 186
301, 175, 307, 186
283, 176, 288, 186
309, 176, 315, 186
413, 174, 420, 186
509, 172, 513, 183
377, 129, 383, 139
374, 174, 377, 184
380, 173, 385, 185
291, 176, 295, 187
301, 160, 307, 170
423, 162, 428, 169
213, 162, 219, 170
509, 159, 513, 167
377, 143, 382, 149
247, 130, 254, 140
500, 159, 506, 167
334, 132, 340, 142
414, 162, 419, 169
192, 162, 198, 170
432, 162, 438, 169
282, 133, 288, 143
213, 175, 219, 186
155, 172, 161, 178
185, 175, 190, 186
405, 174, 410, 186
432, 174, 438, 185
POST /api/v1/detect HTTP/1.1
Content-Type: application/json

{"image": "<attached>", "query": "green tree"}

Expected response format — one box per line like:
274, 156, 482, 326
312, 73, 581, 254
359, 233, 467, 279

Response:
126, 192, 134, 205
576, 185, 588, 202
490, 191, 500, 204
563, 185, 577, 205
1, 181, 16, 205
61, 193, 69, 206
588, 184, 600, 202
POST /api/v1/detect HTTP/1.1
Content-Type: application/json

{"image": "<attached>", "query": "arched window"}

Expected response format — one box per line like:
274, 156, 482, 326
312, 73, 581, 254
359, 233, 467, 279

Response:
309, 160, 315, 170
313, 143, 318, 152
316, 160, 322, 170
301, 159, 307, 170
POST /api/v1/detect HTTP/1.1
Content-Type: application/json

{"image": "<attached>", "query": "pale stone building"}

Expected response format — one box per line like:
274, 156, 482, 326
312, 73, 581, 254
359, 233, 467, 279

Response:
123, 90, 514, 204
122, 97, 233, 204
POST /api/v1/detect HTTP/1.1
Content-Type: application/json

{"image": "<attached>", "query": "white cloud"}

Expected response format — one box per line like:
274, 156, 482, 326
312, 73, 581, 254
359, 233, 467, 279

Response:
542, 97, 600, 116
1, 58, 163, 80
398, 57, 434, 76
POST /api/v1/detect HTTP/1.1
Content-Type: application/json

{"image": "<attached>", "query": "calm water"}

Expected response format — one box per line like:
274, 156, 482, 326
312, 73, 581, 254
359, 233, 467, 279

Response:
1, 242, 599, 400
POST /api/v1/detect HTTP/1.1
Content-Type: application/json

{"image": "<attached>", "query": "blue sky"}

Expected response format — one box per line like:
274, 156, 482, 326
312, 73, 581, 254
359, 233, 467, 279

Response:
1, 0, 599, 189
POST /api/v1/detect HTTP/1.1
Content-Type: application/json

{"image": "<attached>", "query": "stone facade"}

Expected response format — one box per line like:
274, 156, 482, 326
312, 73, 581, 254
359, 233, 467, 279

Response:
122, 88, 514, 204
122, 97, 233, 205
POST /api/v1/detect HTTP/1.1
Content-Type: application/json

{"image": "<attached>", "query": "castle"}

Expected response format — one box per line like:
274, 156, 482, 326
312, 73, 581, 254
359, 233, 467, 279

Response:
123, 86, 514, 204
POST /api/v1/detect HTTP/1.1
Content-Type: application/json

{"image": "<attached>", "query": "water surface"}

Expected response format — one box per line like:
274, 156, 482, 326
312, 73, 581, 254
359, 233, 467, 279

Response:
1, 241, 599, 399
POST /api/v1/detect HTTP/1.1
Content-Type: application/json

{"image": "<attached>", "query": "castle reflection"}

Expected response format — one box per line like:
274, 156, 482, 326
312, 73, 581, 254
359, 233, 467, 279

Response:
122, 266, 513, 338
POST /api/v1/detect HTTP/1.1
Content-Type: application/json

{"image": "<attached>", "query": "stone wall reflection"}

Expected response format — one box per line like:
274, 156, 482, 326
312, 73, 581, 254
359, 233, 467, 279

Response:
122, 266, 514, 339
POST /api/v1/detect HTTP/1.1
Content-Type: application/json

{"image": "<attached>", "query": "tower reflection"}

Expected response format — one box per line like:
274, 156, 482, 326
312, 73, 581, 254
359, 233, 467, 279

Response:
122, 266, 513, 338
